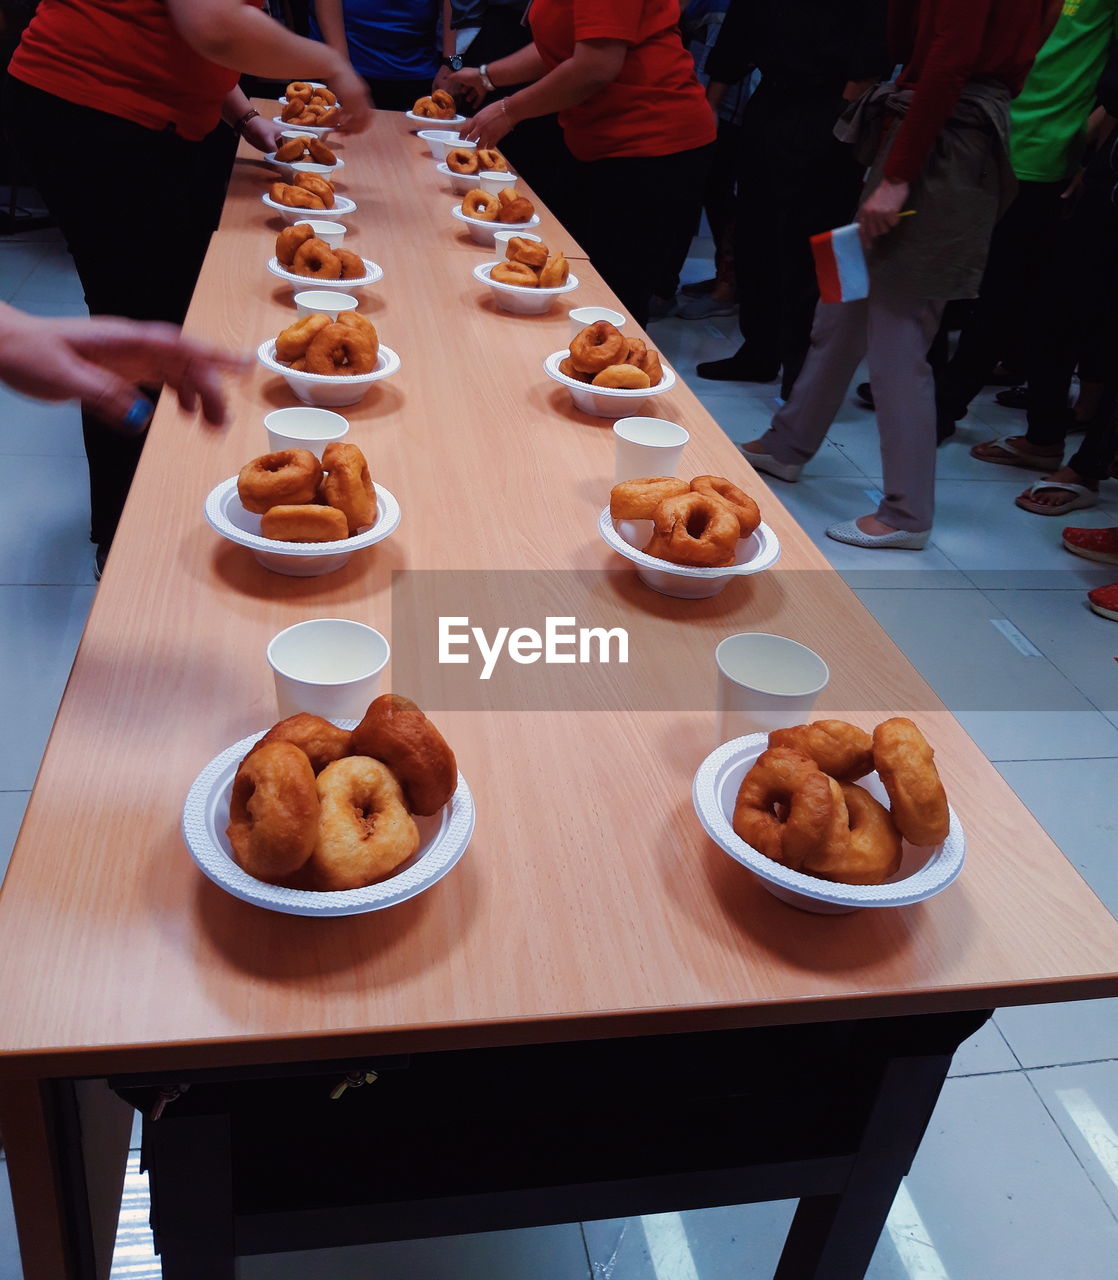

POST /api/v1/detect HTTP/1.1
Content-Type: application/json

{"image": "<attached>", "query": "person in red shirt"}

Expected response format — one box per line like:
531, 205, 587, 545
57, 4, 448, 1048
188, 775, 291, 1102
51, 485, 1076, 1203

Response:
4, 0, 372, 576
740, 0, 1059, 548
452, 0, 716, 326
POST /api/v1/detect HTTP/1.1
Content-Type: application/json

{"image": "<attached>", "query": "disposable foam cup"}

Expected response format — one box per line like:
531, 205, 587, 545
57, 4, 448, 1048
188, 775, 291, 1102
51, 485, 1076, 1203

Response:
294, 218, 346, 248
280, 130, 315, 144
715, 633, 829, 743
478, 169, 517, 195
613, 417, 689, 484
293, 290, 359, 320
493, 229, 542, 257
263, 405, 349, 458
291, 161, 334, 177
267, 619, 389, 721
569, 306, 625, 342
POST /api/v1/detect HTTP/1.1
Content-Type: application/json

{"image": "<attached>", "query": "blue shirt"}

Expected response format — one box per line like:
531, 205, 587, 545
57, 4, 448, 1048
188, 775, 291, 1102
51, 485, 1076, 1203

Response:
310, 1, 441, 81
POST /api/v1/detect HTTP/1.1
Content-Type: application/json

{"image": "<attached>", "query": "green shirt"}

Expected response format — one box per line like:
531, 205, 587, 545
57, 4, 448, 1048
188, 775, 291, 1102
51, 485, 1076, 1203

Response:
1010, 0, 1118, 182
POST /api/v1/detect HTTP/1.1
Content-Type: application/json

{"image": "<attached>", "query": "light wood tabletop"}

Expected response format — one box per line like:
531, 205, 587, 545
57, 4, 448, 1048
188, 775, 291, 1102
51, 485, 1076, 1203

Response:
0, 109, 1115, 1085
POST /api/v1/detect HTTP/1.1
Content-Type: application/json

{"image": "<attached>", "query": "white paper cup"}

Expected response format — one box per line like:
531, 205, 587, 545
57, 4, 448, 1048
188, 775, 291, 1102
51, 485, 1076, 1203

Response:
263, 406, 349, 457
293, 290, 359, 319
478, 170, 517, 195
613, 417, 689, 484
569, 306, 625, 342
267, 619, 389, 720
715, 634, 829, 743
493, 229, 542, 257
291, 161, 335, 178
293, 218, 346, 248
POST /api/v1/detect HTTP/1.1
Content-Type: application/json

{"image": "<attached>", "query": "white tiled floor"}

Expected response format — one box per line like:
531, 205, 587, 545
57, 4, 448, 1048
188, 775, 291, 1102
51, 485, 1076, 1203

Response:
1, 234, 1116, 1279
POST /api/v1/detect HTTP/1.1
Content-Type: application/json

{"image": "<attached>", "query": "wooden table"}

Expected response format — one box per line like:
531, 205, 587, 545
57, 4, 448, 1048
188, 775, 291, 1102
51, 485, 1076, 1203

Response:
1, 110, 1116, 1280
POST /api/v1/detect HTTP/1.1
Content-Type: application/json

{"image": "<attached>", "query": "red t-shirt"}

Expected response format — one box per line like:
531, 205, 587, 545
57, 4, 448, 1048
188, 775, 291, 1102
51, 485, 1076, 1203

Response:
529, 0, 716, 162
9, 1, 252, 141
885, 0, 1051, 183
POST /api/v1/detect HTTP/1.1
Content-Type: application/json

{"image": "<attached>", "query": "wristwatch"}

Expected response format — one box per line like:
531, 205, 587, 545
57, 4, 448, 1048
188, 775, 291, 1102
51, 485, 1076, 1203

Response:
441, 53, 463, 72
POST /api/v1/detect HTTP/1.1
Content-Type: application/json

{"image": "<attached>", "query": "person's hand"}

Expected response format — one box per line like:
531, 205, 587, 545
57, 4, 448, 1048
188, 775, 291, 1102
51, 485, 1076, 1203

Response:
858, 177, 910, 243
450, 66, 487, 109
1061, 167, 1086, 208
330, 63, 374, 133
241, 114, 286, 154
0, 313, 250, 432
459, 100, 513, 149
433, 65, 454, 97
843, 78, 875, 101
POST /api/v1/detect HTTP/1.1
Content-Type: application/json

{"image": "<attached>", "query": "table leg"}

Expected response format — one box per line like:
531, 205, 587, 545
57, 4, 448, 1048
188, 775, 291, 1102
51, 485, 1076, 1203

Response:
0, 1077, 131, 1280
146, 1110, 235, 1279
774, 1052, 953, 1280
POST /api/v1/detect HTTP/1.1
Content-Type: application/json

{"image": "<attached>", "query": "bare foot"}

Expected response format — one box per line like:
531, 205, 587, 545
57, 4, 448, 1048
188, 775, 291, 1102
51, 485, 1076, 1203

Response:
971, 435, 1062, 464
855, 514, 899, 536
1017, 467, 1097, 509
740, 440, 766, 456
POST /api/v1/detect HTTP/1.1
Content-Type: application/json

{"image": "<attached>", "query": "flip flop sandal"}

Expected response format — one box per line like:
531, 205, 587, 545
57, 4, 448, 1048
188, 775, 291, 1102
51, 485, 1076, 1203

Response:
971, 437, 1064, 469
1015, 481, 1099, 517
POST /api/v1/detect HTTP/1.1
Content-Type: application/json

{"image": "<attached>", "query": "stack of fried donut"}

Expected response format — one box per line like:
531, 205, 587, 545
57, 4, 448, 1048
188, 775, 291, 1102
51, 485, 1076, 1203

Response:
281, 82, 341, 127
237, 440, 377, 542
445, 147, 508, 175
461, 186, 535, 224
562, 321, 665, 392
270, 172, 337, 210
412, 89, 457, 119
273, 310, 380, 378
731, 717, 950, 886
274, 134, 337, 166
275, 225, 366, 280
610, 474, 760, 568
491, 236, 569, 288
226, 695, 458, 891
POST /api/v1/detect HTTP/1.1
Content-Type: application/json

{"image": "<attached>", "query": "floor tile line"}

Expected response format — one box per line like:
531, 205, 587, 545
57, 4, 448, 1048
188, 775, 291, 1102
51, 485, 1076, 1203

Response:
1021, 1072, 1118, 1227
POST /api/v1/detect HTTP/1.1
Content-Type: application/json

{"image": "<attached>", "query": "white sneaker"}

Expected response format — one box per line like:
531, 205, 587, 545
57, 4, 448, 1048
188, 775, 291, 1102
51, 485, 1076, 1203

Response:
738, 445, 802, 482
825, 520, 930, 549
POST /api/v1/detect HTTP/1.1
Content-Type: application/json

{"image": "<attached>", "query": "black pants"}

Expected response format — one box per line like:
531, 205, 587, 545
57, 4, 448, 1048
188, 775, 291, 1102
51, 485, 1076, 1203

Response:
3, 77, 236, 549
571, 143, 715, 329
363, 76, 436, 112
732, 81, 863, 397
936, 180, 1066, 419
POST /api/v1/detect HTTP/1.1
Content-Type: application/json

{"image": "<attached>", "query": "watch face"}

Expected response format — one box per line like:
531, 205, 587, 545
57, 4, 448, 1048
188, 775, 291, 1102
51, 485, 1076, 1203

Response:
447, 55, 463, 71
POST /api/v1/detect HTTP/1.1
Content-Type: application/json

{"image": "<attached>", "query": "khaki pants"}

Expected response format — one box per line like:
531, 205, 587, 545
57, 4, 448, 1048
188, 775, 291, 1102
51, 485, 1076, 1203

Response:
760, 285, 945, 532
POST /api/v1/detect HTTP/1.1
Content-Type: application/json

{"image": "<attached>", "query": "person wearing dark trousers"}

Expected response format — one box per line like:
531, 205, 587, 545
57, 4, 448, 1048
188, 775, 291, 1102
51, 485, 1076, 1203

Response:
4, 0, 371, 576
696, 0, 888, 400
452, 0, 716, 329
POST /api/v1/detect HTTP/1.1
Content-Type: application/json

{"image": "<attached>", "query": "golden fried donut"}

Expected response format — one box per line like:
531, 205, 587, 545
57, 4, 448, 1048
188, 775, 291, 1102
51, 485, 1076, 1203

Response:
463, 189, 500, 221
328, 248, 364, 280
227, 741, 319, 882
639, 348, 664, 386
446, 148, 479, 174
271, 182, 325, 210
307, 137, 337, 164
351, 694, 457, 816
286, 81, 314, 103
732, 748, 831, 867
476, 149, 507, 171
291, 238, 342, 279
275, 222, 316, 266
275, 137, 308, 163
309, 757, 420, 890
306, 103, 329, 121
260, 504, 349, 543
280, 98, 306, 121
802, 783, 903, 885
768, 721, 874, 782
609, 476, 689, 521
237, 449, 322, 514
505, 235, 546, 267
321, 441, 376, 533
275, 313, 331, 362
431, 88, 456, 114
872, 718, 949, 846
253, 713, 353, 775
690, 475, 761, 538
318, 106, 342, 126
539, 253, 569, 287
491, 260, 538, 286
293, 172, 335, 207
303, 321, 377, 376
558, 357, 592, 382
412, 95, 437, 117
643, 491, 739, 567
593, 365, 650, 389
310, 87, 337, 107
335, 312, 378, 347
497, 196, 535, 224
569, 321, 626, 373
623, 337, 646, 365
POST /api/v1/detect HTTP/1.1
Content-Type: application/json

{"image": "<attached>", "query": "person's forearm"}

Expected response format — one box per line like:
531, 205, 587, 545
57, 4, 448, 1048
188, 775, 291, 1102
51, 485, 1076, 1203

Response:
220, 86, 251, 126
486, 43, 549, 89
311, 0, 350, 62
501, 45, 623, 124
442, 0, 455, 58
167, 0, 348, 80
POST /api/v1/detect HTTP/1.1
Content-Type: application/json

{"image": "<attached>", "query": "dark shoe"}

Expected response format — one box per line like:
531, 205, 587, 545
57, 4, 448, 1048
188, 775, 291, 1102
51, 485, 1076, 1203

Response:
94, 545, 108, 581
995, 384, 1029, 410
855, 381, 875, 410
647, 294, 678, 321
680, 277, 717, 299
696, 349, 779, 382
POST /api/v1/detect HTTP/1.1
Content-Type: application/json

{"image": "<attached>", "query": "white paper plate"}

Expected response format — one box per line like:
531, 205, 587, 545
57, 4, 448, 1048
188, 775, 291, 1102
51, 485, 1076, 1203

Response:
271, 116, 335, 140
451, 203, 540, 245
183, 725, 474, 916
598, 507, 780, 598
262, 192, 356, 222
692, 733, 965, 914
267, 255, 383, 291
265, 151, 345, 182
544, 349, 677, 419
257, 339, 401, 409
472, 261, 579, 313
405, 110, 467, 130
